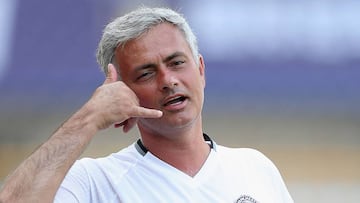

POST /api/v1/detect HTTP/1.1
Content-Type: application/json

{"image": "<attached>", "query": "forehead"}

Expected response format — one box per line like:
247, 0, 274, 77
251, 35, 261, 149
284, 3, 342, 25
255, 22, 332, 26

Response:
115, 23, 191, 67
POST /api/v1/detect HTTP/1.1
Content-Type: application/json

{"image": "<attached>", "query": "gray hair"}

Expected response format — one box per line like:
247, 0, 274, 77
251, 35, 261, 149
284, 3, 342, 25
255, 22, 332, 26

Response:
96, 7, 199, 77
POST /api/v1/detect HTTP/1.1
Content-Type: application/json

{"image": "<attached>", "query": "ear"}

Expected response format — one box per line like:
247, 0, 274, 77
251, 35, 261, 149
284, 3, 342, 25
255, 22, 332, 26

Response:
198, 54, 206, 87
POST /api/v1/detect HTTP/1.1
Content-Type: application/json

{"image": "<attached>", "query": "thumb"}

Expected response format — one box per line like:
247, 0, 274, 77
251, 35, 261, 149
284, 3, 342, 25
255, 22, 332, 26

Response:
103, 63, 118, 84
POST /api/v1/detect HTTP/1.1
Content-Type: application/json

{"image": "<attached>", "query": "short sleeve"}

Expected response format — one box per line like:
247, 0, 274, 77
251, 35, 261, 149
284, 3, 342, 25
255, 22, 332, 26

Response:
53, 159, 91, 203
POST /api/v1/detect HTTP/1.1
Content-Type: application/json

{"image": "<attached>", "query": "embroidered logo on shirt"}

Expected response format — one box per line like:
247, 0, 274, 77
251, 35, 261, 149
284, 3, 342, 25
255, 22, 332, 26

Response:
235, 195, 258, 203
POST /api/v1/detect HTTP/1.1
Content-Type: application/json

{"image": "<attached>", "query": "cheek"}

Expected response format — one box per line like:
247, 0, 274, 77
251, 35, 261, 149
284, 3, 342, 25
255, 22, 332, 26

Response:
134, 88, 158, 107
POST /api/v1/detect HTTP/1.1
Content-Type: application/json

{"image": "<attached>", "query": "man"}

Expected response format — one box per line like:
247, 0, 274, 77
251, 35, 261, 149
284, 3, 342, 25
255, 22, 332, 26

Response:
0, 7, 293, 203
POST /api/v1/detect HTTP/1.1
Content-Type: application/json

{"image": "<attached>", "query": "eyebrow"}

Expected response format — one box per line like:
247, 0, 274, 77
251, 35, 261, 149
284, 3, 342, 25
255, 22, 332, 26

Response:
134, 51, 186, 72
163, 51, 186, 63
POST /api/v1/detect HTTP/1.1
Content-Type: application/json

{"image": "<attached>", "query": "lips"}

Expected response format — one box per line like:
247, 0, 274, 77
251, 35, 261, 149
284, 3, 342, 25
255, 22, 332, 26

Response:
162, 94, 188, 107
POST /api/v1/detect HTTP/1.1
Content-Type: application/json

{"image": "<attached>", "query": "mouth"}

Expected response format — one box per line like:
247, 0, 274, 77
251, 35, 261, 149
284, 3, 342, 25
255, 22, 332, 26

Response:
163, 95, 188, 107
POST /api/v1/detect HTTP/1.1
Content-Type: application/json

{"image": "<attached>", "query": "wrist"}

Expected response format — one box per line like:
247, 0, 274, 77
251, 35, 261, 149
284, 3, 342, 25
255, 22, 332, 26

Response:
81, 100, 108, 132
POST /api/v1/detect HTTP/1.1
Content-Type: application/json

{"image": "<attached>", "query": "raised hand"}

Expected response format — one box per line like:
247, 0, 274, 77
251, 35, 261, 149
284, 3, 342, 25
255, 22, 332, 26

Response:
87, 64, 162, 132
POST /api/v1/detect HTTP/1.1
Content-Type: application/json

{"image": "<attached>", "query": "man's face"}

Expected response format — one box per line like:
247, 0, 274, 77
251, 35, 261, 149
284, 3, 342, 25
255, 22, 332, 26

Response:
114, 23, 205, 134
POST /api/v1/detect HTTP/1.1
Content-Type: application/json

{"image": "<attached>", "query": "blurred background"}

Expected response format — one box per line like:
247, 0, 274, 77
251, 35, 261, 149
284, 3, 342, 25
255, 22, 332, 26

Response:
0, 0, 359, 202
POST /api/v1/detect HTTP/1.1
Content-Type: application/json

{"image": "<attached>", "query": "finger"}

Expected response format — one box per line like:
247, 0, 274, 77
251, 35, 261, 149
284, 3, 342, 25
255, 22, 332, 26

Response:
114, 121, 126, 128
115, 108, 161, 130
103, 63, 118, 84
123, 118, 138, 133
132, 106, 163, 118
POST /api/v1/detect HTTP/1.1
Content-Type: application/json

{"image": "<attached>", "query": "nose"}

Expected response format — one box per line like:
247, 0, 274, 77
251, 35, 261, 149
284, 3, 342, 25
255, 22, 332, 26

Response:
158, 68, 178, 92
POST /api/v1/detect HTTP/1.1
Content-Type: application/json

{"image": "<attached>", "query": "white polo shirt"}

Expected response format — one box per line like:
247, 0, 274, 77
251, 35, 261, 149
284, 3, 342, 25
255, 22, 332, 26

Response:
54, 134, 293, 203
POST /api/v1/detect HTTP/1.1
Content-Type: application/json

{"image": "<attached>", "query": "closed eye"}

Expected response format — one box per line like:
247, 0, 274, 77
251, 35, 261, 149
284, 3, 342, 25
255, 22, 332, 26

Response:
136, 70, 154, 81
170, 60, 185, 67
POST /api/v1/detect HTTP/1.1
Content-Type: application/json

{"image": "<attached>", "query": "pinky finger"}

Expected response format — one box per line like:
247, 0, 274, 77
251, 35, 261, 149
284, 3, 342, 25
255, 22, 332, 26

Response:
123, 118, 138, 133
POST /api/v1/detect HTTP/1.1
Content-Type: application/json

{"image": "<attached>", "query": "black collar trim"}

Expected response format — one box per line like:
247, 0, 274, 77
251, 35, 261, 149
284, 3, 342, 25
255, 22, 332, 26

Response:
135, 138, 148, 156
135, 133, 214, 156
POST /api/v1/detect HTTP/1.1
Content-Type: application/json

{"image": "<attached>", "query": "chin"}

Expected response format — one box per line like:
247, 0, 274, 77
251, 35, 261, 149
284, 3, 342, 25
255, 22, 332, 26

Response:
139, 112, 201, 132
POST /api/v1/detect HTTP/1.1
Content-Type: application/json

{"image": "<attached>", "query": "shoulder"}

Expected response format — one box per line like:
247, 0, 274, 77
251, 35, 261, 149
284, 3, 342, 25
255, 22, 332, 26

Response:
215, 145, 278, 171
215, 145, 287, 185
67, 143, 142, 182
216, 146, 270, 161
56, 143, 143, 200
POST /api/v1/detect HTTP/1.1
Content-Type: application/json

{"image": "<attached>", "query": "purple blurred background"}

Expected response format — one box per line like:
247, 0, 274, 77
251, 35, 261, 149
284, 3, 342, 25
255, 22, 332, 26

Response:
1, 1, 359, 139
1, 1, 359, 201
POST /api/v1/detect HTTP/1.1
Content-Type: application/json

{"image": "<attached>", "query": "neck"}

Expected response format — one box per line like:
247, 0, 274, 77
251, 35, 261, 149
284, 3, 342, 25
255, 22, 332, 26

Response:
138, 119, 210, 177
